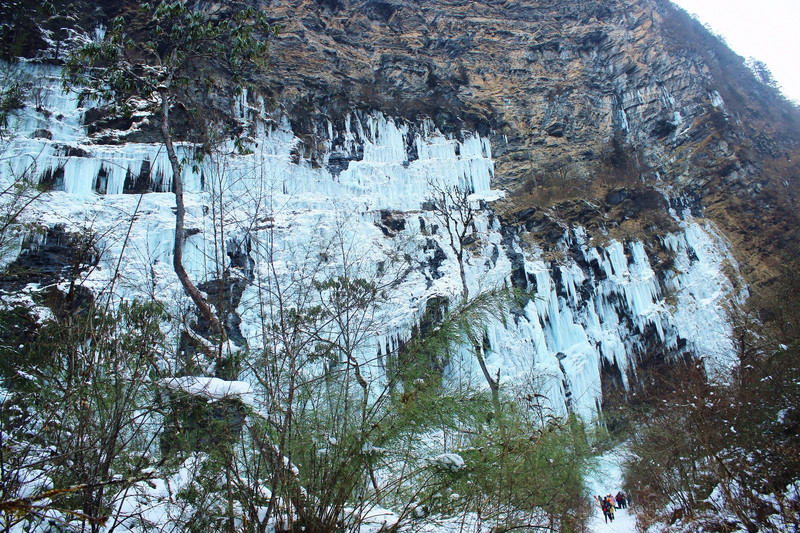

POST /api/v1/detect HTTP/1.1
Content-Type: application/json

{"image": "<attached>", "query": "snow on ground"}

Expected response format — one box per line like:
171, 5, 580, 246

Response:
586, 446, 637, 533
589, 505, 637, 533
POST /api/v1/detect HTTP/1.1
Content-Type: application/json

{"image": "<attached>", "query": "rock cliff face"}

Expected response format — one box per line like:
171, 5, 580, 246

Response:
256, 0, 800, 284
8, 0, 799, 281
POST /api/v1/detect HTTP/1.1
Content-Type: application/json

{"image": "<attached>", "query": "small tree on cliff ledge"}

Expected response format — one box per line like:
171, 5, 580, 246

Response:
64, 1, 275, 338
426, 179, 475, 301
425, 179, 506, 413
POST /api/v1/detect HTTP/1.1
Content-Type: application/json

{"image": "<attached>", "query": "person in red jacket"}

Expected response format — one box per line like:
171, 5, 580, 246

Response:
600, 496, 614, 522
616, 491, 627, 509
606, 495, 616, 520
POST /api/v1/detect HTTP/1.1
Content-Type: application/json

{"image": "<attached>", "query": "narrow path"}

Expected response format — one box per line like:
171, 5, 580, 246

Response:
587, 504, 637, 532
585, 447, 637, 532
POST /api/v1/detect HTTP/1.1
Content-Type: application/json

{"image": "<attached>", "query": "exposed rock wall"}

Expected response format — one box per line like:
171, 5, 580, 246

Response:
11, 0, 797, 284
255, 0, 800, 286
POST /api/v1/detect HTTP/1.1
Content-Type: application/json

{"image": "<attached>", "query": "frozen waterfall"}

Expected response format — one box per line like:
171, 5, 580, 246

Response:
0, 61, 740, 422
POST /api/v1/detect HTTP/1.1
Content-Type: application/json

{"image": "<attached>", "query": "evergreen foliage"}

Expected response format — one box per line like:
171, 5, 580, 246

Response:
392, 288, 509, 389
0, 299, 171, 531
63, 1, 274, 120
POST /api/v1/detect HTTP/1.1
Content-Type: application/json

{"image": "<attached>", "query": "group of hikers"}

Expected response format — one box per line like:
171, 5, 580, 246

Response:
595, 492, 628, 523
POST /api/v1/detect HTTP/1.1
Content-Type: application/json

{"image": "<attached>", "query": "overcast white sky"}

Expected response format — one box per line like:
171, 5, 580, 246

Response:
670, 0, 800, 104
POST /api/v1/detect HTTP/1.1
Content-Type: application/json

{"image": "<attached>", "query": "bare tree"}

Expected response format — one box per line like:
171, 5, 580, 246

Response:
425, 180, 503, 412
426, 179, 476, 301
218, 207, 417, 532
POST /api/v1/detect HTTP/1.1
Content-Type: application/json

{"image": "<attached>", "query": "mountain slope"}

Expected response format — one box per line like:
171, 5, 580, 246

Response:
0, 0, 799, 530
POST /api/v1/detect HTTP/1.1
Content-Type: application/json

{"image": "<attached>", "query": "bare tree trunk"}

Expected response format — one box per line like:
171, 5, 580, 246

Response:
159, 89, 224, 338
457, 249, 469, 302
474, 339, 501, 415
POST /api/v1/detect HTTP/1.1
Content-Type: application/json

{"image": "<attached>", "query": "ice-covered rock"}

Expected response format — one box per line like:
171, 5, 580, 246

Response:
0, 61, 740, 424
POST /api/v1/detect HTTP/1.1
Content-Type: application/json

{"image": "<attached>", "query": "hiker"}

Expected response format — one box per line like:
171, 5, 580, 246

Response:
594, 495, 603, 514
606, 495, 616, 521
601, 497, 613, 523
616, 491, 627, 509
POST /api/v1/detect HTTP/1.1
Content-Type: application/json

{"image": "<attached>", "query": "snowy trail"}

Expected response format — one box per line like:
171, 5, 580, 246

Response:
587, 505, 637, 532
585, 447, 637, 532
